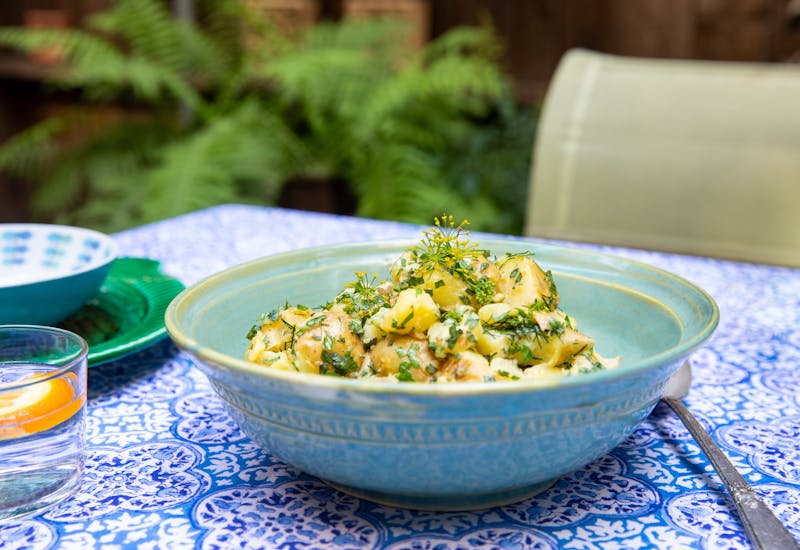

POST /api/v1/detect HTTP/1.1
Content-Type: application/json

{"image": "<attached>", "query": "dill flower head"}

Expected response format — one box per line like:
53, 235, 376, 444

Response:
416, 215, 478, 268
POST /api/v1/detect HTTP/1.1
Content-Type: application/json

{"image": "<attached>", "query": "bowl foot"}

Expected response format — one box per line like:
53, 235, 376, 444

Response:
323, 478, 557, 511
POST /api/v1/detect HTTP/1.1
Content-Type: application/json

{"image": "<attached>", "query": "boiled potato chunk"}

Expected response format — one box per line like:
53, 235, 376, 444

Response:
377, 288, 439, 336
245, 306, 313, 358
244, 349, 297, 371
440, 351, 493, 382
389, 251, 418, 285
427, 311, 483, 358
489, 357, 525, 380
498, 256, 558, 309
471, 254, 500, 285
531, 309, 573, 332
368, 335, 439, 382
513, 328, 594, 369
421, 264, 470, 310
292, 310, 365, 376
475, 328, 511, 359
477, 302, 520, 325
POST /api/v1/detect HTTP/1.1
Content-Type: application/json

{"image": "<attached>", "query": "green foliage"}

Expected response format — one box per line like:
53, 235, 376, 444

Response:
0, 0, 534, 233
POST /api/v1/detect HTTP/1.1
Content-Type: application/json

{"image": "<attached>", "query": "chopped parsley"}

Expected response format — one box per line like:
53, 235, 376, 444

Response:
395, 344, 421, 382
548, 318, 565, 336
320, 349, 359, 376
392, 310, 415, 330
508, 340, 540, 365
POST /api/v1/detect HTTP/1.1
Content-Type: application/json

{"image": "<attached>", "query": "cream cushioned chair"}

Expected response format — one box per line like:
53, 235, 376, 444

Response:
524, 48, 800, 266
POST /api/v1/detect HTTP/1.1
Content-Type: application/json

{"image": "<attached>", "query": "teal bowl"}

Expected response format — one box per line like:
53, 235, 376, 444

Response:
165, 238, 719, 510
0, 224, 117, 325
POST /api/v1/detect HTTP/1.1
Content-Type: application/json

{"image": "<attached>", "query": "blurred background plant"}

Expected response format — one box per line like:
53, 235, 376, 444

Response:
0, 0, 534, 234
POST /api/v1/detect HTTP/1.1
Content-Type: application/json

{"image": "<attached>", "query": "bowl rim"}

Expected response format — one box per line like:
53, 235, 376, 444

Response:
0, 223, 118, 289
165, 237, 720, 396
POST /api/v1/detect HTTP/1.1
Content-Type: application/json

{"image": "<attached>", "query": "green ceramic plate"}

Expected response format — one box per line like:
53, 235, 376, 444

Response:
58, 257, 184, 366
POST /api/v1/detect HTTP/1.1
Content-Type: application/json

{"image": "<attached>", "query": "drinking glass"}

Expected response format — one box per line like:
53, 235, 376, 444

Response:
0, 325, 88, 521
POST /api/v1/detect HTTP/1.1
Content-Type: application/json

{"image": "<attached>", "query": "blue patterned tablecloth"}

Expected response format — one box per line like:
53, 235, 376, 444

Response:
3, 205, 799, 549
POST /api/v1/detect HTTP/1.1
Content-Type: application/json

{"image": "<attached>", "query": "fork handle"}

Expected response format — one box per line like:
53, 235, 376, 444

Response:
664, 397, 800, 550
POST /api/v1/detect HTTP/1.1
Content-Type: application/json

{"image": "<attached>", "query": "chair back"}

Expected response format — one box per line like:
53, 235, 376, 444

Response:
524, 48, 800, 266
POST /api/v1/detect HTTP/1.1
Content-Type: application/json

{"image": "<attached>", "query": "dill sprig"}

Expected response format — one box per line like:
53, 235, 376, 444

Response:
335, 271, 389, 320
411, 215, 496, 306
414, 215, 479, 268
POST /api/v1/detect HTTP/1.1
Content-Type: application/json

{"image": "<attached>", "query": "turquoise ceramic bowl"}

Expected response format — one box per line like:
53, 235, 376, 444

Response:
0, 224, 117, 325
165, 238, 718, 510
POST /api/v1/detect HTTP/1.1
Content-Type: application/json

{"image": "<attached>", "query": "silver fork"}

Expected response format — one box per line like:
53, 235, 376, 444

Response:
662, 361, 800, 550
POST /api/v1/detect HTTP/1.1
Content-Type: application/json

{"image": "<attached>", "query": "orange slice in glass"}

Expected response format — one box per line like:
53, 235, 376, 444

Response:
0, 373, 84, 439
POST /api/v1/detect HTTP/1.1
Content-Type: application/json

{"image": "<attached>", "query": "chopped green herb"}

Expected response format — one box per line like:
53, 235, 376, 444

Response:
396, 363, 414, 382
446, 324, 461, 348
320, 349, 359, 376
304, 314, 326, 328
392, 310, 415, 330
548, 318, 565, 336
509, 340, 540, 365
348, 320, 364, 336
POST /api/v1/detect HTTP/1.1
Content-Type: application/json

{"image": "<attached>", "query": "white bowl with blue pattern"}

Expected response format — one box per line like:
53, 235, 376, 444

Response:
0, 223, 118, 325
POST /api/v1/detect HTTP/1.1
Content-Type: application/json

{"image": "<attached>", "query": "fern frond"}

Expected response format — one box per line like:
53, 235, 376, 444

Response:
28, 159, 84, 219
260, 19, 408, 125
418, 55, 508, 112
306, 18, 408, 58
40, 158, 150, 232
0, 117, 66, 178
349, 143, 470, 224
442, 104, 537, 234
29, 118, 174, 225
209, 101, 307, 193
88, 0, 234, 84
143, 141, 237, 222
0, 26, 205, 110
142, 100, 301, 221
66, 54, 206, 112
359, 51, 509, 145
266, 48, 378, 131
65, 159, 150, 232
423, 25, 503, 65
0, 26, 119, 75
197, 0, 248, 56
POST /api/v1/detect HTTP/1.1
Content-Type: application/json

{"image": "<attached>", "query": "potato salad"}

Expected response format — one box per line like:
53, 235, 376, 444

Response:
245, 218, 619, 383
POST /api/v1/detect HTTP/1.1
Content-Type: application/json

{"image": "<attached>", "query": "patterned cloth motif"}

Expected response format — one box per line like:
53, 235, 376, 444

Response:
2, 205, 799, 549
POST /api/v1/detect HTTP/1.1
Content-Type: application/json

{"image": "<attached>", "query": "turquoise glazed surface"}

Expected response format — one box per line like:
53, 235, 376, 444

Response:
165, 238, 719, 510
0, 224, 117, 325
